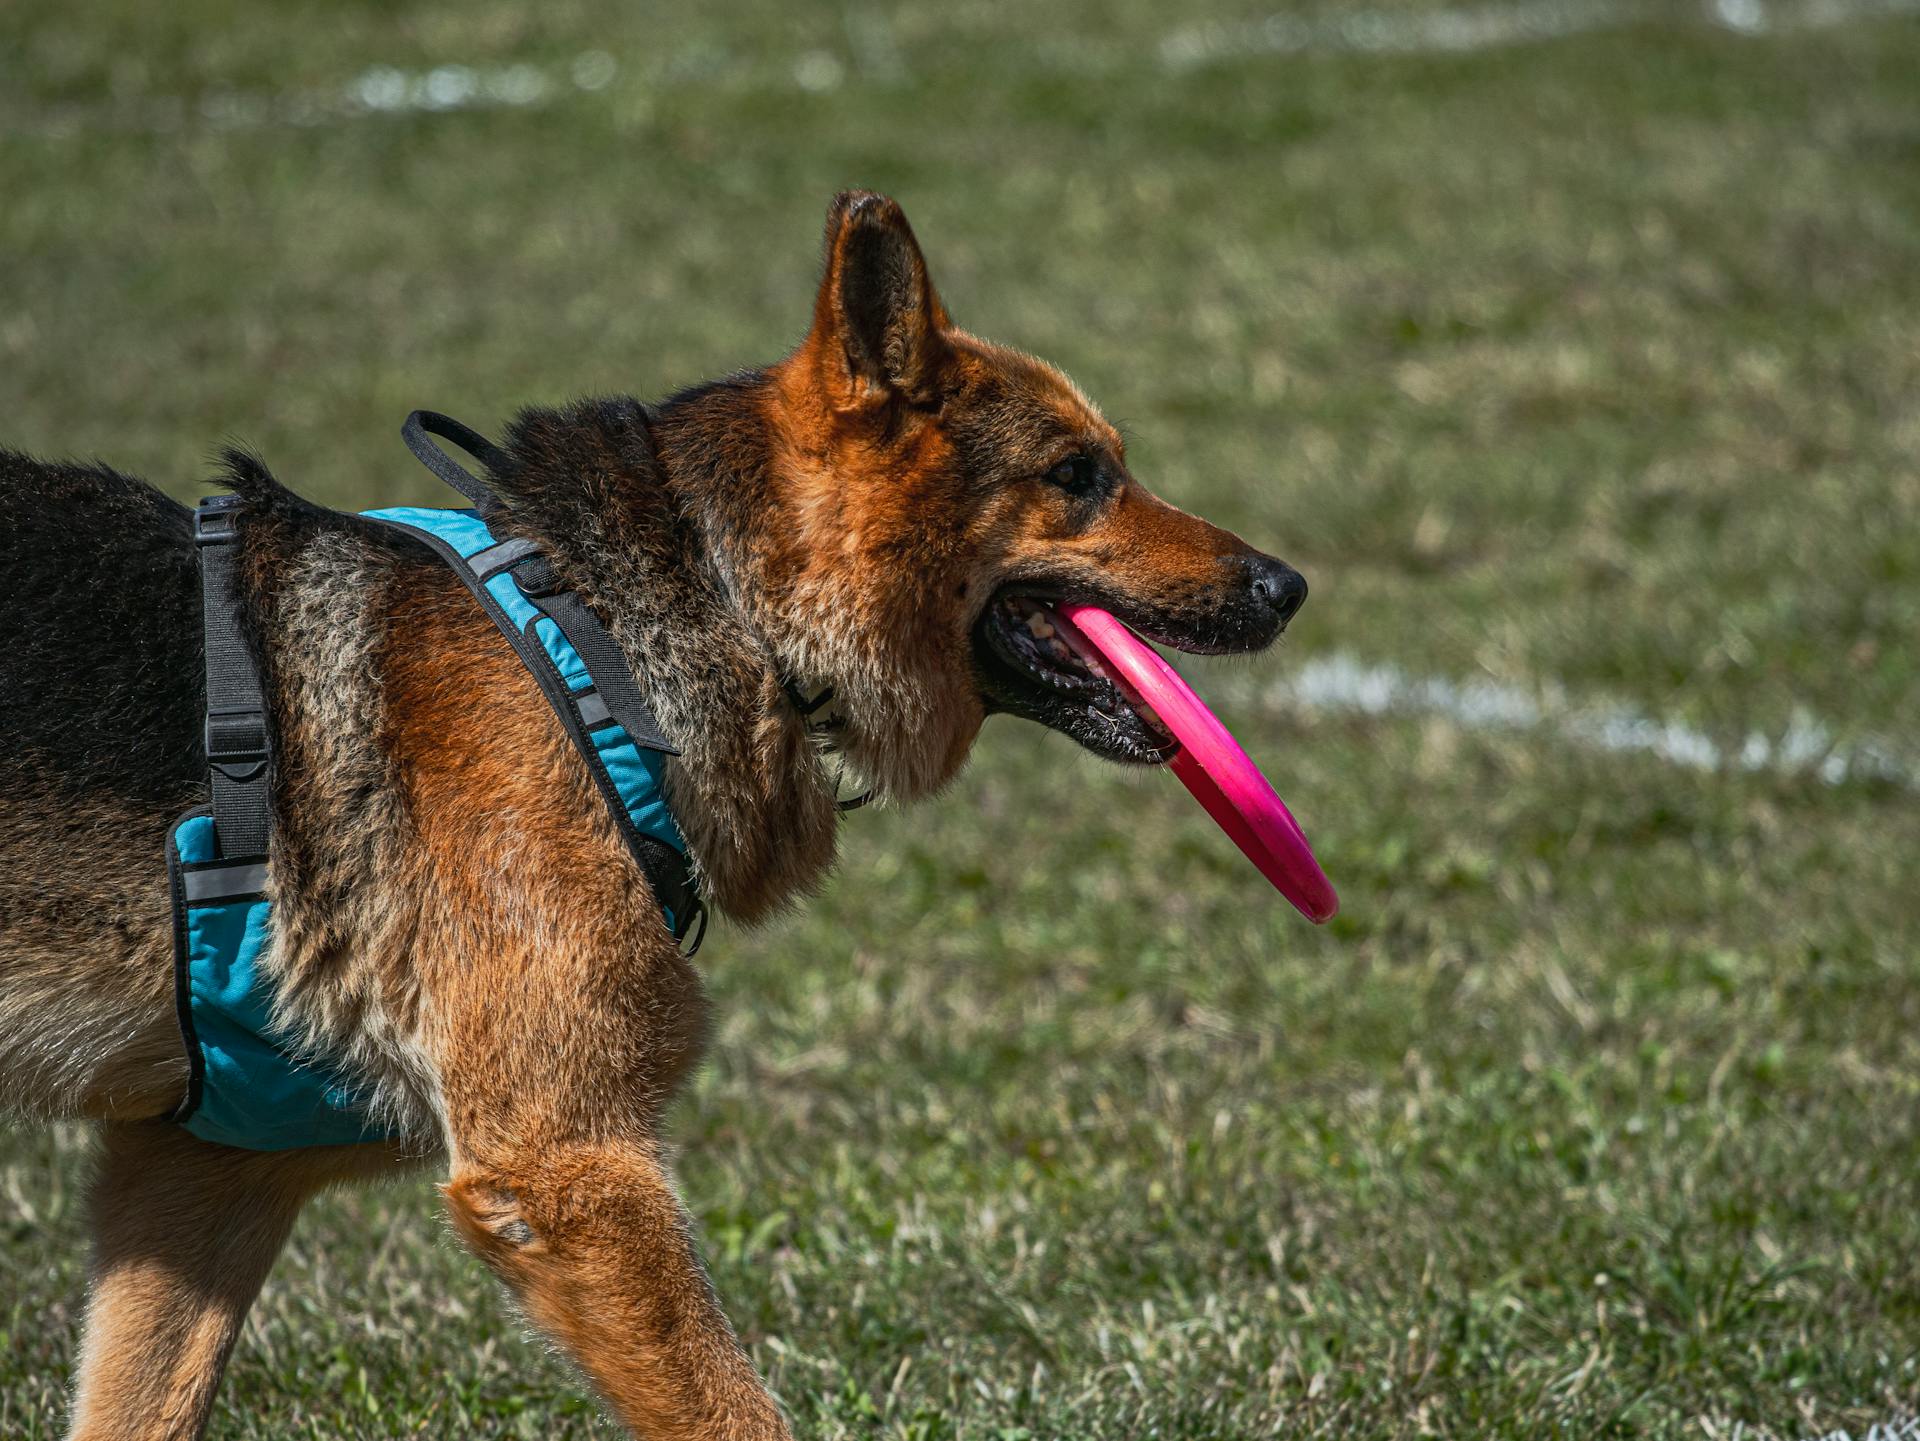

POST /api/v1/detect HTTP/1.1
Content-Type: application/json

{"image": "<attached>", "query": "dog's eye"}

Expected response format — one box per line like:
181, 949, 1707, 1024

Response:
1045, 454, 1098, 494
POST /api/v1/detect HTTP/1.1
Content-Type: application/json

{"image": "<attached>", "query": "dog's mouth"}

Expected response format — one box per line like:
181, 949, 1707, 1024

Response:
972, 591, 1179, 765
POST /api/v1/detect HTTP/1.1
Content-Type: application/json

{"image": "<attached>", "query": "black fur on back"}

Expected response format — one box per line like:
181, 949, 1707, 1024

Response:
0, 449, 204, 807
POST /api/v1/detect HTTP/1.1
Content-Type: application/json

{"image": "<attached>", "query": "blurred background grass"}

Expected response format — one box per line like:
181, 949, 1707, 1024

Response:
4, 1, 1918, 1437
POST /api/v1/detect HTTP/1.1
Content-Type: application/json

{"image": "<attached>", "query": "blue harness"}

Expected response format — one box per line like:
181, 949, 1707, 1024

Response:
169, 412, 699, 1151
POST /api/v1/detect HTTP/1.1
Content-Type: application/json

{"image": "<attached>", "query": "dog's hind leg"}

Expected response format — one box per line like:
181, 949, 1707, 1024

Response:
65, 1124, 370, 1441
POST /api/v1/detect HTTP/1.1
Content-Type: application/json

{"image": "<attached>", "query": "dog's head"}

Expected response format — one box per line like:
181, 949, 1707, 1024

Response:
755, 191, 1307, 801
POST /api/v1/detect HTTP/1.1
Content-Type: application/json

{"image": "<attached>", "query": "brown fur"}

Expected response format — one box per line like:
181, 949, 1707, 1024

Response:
1, 192, 1307, 1440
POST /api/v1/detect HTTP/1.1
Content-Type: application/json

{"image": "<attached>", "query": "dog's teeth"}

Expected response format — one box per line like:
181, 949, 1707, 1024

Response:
1027, 613, 1054, 640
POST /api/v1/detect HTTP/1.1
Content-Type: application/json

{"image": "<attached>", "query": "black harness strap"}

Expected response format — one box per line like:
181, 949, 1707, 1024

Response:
194, 496, 271, 860
518, 582, 677, 756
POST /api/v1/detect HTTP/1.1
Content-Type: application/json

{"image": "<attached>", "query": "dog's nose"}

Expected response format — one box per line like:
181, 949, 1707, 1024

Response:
1246, 554, 1308, 626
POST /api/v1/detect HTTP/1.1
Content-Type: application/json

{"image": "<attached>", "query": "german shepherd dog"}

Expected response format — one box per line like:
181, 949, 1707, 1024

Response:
0, 192, 1307, 1440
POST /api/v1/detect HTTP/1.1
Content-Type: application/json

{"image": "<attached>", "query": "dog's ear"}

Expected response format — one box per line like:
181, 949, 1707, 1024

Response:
811, 191, 952, 408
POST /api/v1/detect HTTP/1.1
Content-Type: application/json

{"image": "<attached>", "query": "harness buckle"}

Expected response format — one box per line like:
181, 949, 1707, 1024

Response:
194, 495, 244, 546
509, 554, 566, 598
205, 706, 269, 773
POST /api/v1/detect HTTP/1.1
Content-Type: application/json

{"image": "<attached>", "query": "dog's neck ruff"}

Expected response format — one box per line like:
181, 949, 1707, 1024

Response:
168, 412, 705, 1151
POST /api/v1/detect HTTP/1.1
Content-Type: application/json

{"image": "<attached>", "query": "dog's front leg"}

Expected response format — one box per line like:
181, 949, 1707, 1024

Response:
424, 919, 786, 1441
67, 1123, 375, 1441
443, 1134, 788, 1441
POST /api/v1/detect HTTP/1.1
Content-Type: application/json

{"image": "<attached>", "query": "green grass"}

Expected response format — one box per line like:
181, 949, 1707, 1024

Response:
5, 2, 1919, 1436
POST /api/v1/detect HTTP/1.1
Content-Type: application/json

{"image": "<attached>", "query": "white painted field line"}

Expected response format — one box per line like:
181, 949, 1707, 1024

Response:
10, 0, 1920, 139
11, 50, 625, 140
1162, 0, 1641, 68
1161, 0, 1920, 69
1236, 652, 1917, 790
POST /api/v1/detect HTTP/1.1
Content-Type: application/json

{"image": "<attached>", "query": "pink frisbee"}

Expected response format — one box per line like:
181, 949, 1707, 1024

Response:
1055, 603, 1338, 924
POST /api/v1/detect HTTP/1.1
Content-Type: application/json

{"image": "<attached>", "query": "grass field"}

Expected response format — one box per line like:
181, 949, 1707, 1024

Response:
5, 2, 1920, 1436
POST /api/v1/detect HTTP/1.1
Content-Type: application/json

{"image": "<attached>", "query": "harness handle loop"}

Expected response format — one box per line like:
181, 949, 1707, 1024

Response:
401, 410, 513, 514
